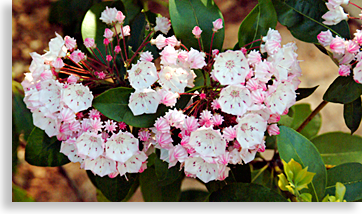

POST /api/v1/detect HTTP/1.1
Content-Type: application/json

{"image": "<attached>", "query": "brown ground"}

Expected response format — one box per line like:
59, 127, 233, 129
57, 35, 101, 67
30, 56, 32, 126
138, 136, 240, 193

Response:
12, 0, 362, 202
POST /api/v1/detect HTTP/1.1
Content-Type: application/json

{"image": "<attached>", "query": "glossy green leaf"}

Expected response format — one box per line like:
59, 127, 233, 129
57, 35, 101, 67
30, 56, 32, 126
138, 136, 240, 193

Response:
127, 12, 146, 53
139, 166, 183, 202
229, 163, 252, 183
12, 87, 34, 141
343, 97, 362, 134
169, 0, 224, 51
87, 171, 139, 202
323, 76, 362, 104
272, 0, 350, 44
208, 183, 287, 202
154, 156, 183, 186
237, 0, 277, 49
289, 104, 321, 139
25, 127, 70, 167
96, 189, 111, 202
326, 162, 362, 202
311, 132, 362, 166
179, 190, 209, 202
296, 86, 319, 101
81, 1, 126, 63
277, 126, 327, 202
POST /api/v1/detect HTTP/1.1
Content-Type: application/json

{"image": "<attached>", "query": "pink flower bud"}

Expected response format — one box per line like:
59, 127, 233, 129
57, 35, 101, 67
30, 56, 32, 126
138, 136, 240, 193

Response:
200, 93, 206, 99
240, 47, 247, 55
103, 38, 110, 45
212, 18, 223, 32
140, 51, 153, 62
64, 36, 76, 50
114, 45, 121, 54
212, 49, 219, 57
192, 26, 202, 38
106, 55, 112, 62
268, 114, 281, 123
103, 28, 114, 39
67, 75, 78, 84
354, 29, 362, 45
53, 57, 64, 69
346, 40, 359, 54
317, 30, 333, 46
150, 34, 167, 50
97, 71, 106, 79
338, 64, 351, 76
267, 124, 280, 136
120, 25, 130, 38
116, 11, 126, 24
84, 38, 95, 48
330, 36, 346, 54
165, 35, 179, 47
70, 50, 85, 63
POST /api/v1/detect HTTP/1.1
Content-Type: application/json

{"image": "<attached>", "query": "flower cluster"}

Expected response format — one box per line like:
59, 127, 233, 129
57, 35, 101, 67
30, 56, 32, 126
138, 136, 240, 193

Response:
21, 6, 302, 182
143, 29, 302, 183
318, 1, 362, 83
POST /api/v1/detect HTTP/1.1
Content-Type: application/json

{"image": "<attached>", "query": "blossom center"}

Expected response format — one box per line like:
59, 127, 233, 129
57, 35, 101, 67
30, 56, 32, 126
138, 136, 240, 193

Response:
225, 60, 235, 70
76, 89, 85, 97
230, 90, 239, 98
134, 68, 142, 76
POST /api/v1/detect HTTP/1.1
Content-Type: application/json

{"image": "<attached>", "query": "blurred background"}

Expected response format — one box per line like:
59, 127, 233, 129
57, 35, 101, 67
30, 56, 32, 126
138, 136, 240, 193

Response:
12, 0, 362, 202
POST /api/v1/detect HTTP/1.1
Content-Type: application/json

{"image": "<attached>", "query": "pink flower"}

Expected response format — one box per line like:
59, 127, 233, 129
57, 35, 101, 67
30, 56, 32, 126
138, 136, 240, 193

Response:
120, 25, 131, 38
154, 117, 170, 133
192, 26, 202, 38
211, 100, 221, 110
84, 38, 95, 48
169, 145, 188, 168
67, 75, 78, 84
104, 120, 117, 133
103, 38, 110, 45
268, 114, 281, 123
267, 124, 280, 136
329, 36, 345, 54
64, 36, 76, 50
114, 45, 121, 54
138, 129, 151, 142
222, 126, 236, 141
187, 48, 206, 69
328, 0, 350, 7
154, 17, 171, 34
199, 110, 213, 128
158, 89, 179, 107
247, 50, 262, 67
70, 50, 85, 63
353, 61, 362, 83
97, 71, 106, 79
116, 11, 126, 24
339, 64, 351, 76
156, 132, 173, 149
200, 93, 206, 99
346, 40, 359, 54
354, 29, 362, 45
317, 30, 334, 46
118, 121, 127, 130
183, 116, 199, 132
106, 55, 113, 62
212, 49, 219, 57
88, 109, 101, 119
212, 18, 223, 32
53, 58, 64, 69
160, 45, 178, 65
165, 35, 179, 47
103, 28, 114, 39
140, 51, 153, 62
150, 34, 167, 50
211, 114, 224, 126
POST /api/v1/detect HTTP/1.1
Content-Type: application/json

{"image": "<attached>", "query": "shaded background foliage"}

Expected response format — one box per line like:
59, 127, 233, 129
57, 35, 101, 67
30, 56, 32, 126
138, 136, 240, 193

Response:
12, 0, 362, 201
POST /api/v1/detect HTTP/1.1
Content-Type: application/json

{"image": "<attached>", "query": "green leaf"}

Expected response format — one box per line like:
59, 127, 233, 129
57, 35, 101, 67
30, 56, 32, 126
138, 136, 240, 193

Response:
326, 162, 362, 202
343, 97, 362, 134
277, 126, 327, 202
311, 132, 362, 166
12, 183, 35, 202
289, 104, 321, 139
93, 87, 191, 128
12, 87, 34, 141
272, 0, 350, 43
323, 76, 362, 104
208, 183, 287, 202
179, 190, 209, 202
87, 171, 139, 202
296, 86, 318, 101
272, 0, 351, 43
96, 189, 111, 202
169, 0, 224, 51
154, 156, 183, 186
25, 127, 70, 167
229, 163, 251, 183
81, 1, 126, 63
127, 12, 146, 53
139, 166, 183, 202
237, 0, 277, 49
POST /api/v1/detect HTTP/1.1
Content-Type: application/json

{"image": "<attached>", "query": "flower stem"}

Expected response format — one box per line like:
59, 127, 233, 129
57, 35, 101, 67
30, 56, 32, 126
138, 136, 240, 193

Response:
350, 2, 362, 10
296, 100, 328, 132
243, 38, 262, 48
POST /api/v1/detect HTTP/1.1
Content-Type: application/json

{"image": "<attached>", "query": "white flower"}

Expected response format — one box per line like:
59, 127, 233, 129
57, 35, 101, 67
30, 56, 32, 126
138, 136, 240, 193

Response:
60, 139, 84, 163
32, 109, 59, 137
42, 32, 66, 62
265, 82, 296, 115
106, 131, 139, 163
236, 113, 267, 149
218, 84, 252, 116
84, 155, 117, 177
62, 84, 93, 113
353, 61, 362, 84
128, 61, 158, 90
117, 151, 148, 176
322, 3, 348, 25
158, 65, 189, 93
76, 132, 104, 159
154, 17, 171, 34
128, 88, 161, 116
184, 156, 219, 183
212, 50, 249, 85
188, 126, 226, 157
99, 7, 119, 25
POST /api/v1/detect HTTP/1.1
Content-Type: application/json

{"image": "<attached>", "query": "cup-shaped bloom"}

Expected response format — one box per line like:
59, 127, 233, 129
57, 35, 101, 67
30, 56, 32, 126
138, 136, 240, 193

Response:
106, 131, 139, 163
218, 84, 252, 116
127, 61, 158, 90
128, 88, 161, 116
